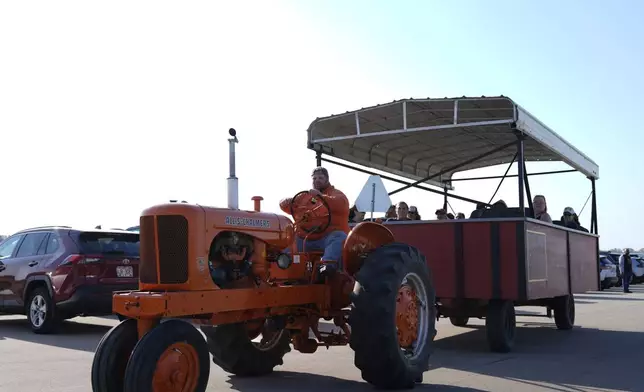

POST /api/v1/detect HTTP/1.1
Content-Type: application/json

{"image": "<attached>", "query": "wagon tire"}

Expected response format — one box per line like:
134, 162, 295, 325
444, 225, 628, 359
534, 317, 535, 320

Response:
200, 321, 291, 377
349, 242, 436, 390
552, 294, 575, 330
449, 316, 469, 327
123, 319, 210, 392
91, 318, 138, 391
485, 300, 516, 353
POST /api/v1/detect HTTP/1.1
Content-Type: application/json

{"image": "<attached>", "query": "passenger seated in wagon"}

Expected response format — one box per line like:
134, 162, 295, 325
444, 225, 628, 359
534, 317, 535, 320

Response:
532, 195, 553, 223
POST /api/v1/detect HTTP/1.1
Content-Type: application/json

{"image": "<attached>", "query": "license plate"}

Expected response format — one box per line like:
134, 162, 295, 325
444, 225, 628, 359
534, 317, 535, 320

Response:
116, 266, 133, 278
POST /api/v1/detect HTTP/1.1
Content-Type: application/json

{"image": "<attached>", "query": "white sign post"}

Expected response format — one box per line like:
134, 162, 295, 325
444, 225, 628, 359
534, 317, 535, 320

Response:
354, 175, 392, 220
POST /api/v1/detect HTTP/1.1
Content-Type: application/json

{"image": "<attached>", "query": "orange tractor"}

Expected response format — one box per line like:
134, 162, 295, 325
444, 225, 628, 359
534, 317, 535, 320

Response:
91, 128, 436, 392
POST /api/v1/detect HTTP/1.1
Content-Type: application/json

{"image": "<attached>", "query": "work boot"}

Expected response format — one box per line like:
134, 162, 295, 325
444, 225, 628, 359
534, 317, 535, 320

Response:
316, 260, 338, 283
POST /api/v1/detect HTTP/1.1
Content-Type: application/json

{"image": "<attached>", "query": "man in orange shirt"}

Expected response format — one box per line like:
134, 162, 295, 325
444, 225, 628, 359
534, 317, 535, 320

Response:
279, 167, 350, 280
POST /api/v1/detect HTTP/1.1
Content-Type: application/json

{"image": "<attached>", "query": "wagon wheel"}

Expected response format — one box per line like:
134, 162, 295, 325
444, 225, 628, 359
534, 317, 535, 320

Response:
91, 318, 138, 391
349, 242, 437, 389
552, 294, 575, 330
123, 319, 210, 392
485, 300, 516, 353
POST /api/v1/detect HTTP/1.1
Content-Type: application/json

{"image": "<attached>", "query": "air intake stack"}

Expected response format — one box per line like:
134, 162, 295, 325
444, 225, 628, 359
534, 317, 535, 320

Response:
227, 128, 239, 210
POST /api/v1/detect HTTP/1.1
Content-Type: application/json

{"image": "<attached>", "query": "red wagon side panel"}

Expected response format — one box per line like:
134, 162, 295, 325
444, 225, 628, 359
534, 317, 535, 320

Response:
386, 220, 526, 301
569, 231, 599, 293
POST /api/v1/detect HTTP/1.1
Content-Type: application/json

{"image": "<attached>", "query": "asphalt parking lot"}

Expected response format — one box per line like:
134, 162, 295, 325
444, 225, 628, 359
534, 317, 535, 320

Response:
0, 285, 642, 392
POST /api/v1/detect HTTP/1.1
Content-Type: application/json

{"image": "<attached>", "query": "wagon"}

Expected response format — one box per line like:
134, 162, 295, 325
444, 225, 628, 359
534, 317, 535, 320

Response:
306, 96, 600, 352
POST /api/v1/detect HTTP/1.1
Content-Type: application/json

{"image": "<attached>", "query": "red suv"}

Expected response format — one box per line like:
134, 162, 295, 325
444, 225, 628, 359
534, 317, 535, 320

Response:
0, 226, 139, 333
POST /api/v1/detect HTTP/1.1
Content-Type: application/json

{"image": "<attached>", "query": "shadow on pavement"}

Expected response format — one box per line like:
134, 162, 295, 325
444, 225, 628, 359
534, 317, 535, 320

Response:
0, 317, 109, 352
227, 371, 486, 392
430, 322, 643, 392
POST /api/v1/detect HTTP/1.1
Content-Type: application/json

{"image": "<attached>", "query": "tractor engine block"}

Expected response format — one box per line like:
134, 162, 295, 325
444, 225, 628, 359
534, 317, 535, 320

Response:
208, 231, 255, 288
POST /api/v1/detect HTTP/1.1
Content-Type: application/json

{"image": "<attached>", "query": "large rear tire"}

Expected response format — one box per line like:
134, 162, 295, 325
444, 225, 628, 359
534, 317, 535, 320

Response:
485, 300, 516, 353
552, 294, 575, 330
123, 319, 210, 392
349, 242, 436, 390
91, 318, 138, 391
200, 320, 291, 377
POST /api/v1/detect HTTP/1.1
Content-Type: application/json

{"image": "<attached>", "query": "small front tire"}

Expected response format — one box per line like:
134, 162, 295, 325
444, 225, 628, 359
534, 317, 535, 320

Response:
91, 318, 138, 391
123, 319, 210, 392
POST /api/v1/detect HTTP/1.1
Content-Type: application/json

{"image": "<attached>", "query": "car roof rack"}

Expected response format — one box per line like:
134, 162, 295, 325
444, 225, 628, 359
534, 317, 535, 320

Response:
18, 225, 72, 232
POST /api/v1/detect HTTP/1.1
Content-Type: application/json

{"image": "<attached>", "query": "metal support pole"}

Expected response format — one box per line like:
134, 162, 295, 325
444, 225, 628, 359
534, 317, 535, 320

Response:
523, 160, 533, 217
591, 178, 598, 234
516, 138, 525, 212
443, 185, 448, 210
316, 151, 322, 167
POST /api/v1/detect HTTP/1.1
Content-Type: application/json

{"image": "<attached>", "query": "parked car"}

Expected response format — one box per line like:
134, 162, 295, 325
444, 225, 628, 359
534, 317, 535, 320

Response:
629, 254, 644, 283
601, 252, 623, 286
0, 226, 139, 333
599, 255, 618, 290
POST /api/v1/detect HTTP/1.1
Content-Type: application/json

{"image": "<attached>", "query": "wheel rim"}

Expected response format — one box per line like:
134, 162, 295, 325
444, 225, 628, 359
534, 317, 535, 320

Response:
152, 342, 200, 392
250, 320, 286, 352
29, 295, 47, 328
395, 272, 429, 360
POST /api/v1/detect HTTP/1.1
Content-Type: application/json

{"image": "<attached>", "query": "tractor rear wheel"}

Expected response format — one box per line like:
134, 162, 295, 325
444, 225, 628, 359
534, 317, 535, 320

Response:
123, 319, 210, 392
200, 319, 291, 377
349, 242, 436, 390
91, 318, 138, 391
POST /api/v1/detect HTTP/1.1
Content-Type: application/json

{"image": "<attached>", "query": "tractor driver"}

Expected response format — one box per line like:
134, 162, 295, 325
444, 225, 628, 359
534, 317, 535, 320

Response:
279, 167, 350, 280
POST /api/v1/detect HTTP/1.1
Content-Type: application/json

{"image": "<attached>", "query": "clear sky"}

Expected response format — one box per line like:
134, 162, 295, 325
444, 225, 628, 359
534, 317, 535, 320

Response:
1, 1, 641, 249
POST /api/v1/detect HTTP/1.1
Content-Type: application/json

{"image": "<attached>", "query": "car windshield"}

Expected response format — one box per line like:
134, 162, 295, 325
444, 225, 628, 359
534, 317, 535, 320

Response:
77, 232, 139, 256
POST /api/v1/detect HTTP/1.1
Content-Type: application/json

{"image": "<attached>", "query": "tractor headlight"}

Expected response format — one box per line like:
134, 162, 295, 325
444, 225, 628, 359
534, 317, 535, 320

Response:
277, 253, 292, 269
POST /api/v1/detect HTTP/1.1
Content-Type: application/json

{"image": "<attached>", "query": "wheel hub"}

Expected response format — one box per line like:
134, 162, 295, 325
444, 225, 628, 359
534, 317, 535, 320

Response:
30, 295, 47, 327
396, 284, 419, 348
152, 343, 199, 392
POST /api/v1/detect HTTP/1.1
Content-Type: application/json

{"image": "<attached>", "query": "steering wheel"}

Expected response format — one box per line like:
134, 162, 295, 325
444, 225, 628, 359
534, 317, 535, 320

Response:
289, 190, 332, 234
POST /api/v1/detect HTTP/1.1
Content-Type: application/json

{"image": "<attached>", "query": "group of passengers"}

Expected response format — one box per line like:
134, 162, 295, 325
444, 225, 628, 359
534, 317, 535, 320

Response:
349, 195, 588, 233
530, 195, 588, 232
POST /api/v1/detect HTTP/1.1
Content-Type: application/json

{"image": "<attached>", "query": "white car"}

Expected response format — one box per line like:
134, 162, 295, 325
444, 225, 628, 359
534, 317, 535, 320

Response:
599, 256, 618, 290
628, 253, 644, 284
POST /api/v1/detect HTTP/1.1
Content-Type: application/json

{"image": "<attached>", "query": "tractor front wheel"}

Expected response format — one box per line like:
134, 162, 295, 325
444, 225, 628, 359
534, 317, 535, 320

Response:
123, 319, 210, 392
91, 318, 138, 391
200, 320, 291, 377
349, 242, 436, 390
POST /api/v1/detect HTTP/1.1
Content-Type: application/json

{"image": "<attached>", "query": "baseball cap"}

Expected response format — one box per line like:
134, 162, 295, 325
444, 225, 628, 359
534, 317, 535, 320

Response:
563, 207, 576, 215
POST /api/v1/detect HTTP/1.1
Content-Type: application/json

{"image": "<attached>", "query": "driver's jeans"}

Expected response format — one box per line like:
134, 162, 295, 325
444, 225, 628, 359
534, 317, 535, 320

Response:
288, 230, 348, 268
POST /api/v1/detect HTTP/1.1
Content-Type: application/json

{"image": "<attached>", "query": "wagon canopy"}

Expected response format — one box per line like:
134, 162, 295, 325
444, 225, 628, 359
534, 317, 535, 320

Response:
306, 96, 599, 189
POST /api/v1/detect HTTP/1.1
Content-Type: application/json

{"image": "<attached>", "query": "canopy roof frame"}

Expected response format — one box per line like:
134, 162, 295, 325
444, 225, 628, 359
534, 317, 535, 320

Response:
306, 96, 599, 191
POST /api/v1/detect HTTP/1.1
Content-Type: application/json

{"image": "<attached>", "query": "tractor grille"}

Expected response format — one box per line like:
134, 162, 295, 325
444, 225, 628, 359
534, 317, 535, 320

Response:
156, 215, 189, 284
139, 215, 158, 284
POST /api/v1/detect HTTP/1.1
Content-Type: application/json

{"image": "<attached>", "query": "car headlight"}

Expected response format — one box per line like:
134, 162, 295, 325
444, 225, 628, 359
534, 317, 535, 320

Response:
276, 253, 292, 269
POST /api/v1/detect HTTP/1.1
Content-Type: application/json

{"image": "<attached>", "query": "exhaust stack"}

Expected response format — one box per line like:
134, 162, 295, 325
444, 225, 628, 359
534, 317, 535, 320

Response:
227, 128, 239, 210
